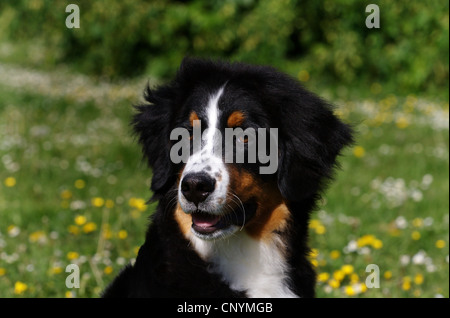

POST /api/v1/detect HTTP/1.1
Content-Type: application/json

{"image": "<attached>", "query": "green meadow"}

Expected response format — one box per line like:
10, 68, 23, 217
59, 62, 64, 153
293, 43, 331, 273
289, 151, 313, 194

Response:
0, 54, 448, 298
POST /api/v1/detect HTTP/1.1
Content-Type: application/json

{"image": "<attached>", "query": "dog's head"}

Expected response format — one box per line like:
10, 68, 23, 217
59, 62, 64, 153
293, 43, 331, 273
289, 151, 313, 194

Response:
133, 58, 353, 241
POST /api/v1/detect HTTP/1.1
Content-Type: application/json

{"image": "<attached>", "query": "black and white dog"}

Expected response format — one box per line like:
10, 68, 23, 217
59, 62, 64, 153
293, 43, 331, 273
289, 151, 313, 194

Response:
103, 58, 353, 298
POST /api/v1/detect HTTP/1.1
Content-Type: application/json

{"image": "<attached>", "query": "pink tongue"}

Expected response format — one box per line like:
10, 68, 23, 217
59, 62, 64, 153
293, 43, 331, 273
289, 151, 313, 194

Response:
192, 213, 220, 228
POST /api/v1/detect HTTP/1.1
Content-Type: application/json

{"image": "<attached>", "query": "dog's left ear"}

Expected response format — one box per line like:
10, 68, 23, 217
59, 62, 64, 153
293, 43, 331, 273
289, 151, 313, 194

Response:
273, 85, 353, 202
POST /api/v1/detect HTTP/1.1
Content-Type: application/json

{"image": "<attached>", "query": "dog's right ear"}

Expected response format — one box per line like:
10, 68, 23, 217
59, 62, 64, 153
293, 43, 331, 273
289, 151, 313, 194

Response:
132, 83, 176, 199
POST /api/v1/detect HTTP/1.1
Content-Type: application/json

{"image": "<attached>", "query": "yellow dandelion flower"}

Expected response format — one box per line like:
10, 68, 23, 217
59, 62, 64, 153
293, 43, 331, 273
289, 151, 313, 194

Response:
350, 273, 359, 284
344, 285, 355, 296
128, 197, 137, 207
105, 199, 115, 209
130, 209, 141, 219
309, 219, 320, 229
50, 266, 63, 275
411, 231, 421, 240
389, 227, 401, 237
412, 218, 423, 228
353, 146, 365, 158
102, 225, 112, 240
357, 234, 376, 247
298, 70, 310, 82
118, 230, 128, 240
414, 274, 424, 285
67, 251, 79, 260
104, 266, 113, 275
328, 279, 340, 289
65, 291, 75, 298
129, 197, 147, 211
0, 268, 6, 276
4, 177, 16, 187
92, 197, 105, 207
83, 222, 97, 233
402, 276, 412, 291
74, 179, 86, 189
14, 281, 28, 295
435, 240, 446, 249
372, 239, 383, 249
396, 117, 409, 129
74, 215, 87, 226
341, 264, 354, 275
317, 272, 330, 282
309, 248, 319, 258
29, 231, 46, 243
330, 250, 341, 260
334, 109, 344, 119
68, 225, 80, 235
7, 224, 20, 237
402, 280, 411, 291
311, 259, 319, 268
60, 189, 72, 200
333, 270, 345, 282
134, 198, 147, 212
315, 225, 326, 235
384, 271, 393, 280
360, 283, 368, 293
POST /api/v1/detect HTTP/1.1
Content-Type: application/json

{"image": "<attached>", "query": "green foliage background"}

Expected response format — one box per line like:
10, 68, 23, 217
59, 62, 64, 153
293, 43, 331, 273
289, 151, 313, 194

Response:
0, 0, 448, 96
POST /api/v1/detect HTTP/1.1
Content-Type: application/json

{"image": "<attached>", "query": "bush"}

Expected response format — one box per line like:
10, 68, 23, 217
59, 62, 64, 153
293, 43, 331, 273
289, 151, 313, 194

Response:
1, 0, 448, 95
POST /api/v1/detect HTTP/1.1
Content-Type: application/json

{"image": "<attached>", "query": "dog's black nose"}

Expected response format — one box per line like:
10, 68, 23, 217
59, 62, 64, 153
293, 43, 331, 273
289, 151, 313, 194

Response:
181, 173, 216, 206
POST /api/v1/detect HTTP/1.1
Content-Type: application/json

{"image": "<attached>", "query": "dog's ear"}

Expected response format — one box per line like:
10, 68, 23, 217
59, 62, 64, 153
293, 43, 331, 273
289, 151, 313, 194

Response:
272, 83, 353, 202
132, 83, 176, 199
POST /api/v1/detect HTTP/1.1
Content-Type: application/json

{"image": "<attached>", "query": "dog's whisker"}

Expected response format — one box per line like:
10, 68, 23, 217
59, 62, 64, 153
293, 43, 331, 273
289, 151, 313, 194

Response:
229, 192, 246, 231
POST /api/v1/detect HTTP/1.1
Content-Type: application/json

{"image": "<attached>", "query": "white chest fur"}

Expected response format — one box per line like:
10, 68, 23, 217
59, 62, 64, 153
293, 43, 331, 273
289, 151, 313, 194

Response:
189, 232, 298, 298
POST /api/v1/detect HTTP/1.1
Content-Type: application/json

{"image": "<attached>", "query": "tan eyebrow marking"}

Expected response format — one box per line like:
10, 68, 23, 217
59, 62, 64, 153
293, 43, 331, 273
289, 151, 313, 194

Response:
227, 111, 245, 128
189, 111, 199, 127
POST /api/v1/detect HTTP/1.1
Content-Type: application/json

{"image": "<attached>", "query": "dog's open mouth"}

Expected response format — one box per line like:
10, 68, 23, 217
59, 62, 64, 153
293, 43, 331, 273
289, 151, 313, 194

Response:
190, 202, 256, 238
191, 212, 229, 234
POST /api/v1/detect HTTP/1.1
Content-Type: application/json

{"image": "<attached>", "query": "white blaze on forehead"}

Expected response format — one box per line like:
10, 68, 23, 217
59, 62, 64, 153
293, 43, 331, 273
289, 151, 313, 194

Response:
179, 86, 228, 214
203, 86, 224, 154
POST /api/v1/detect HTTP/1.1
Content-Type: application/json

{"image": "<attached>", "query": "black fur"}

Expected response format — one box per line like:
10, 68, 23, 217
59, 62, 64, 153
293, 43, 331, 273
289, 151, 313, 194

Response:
102, 58, 353, 298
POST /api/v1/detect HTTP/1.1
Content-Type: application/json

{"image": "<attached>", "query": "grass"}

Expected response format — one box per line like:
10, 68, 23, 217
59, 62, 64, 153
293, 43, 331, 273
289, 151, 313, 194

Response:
311, 98, 449, 297
0, 55, 448, 298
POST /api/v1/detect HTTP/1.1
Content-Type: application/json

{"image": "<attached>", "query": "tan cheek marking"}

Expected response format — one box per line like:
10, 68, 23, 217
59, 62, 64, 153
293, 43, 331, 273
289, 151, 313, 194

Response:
174, 203, 192, 238
226, 166, 262, 203
227, 111, 245, 128
246, 203, 290, 241
226, 166, 290, 241
174, 166, 191, 238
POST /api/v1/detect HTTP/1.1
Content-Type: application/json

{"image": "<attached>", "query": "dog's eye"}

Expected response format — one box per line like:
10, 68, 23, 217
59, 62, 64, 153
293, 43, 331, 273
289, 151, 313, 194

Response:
235, 129, 256, 145
237, 135, 248, 143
